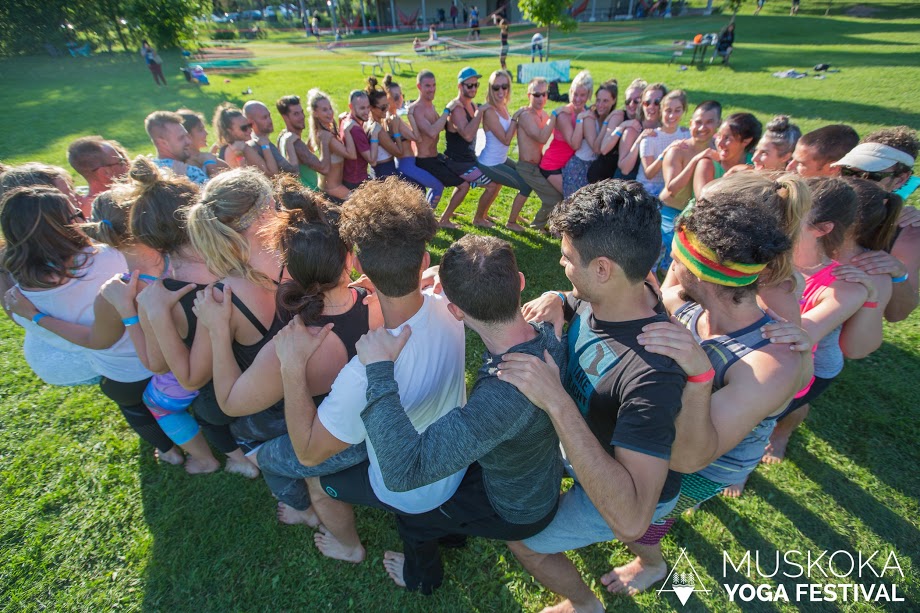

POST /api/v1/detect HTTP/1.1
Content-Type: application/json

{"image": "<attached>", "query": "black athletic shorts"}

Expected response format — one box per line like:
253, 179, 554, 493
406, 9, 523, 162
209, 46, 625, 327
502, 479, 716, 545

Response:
416, 155, 465, 187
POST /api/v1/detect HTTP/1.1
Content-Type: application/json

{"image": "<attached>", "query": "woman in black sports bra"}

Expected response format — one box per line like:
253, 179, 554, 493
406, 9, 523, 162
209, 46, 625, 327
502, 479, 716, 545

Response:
193, 206, 383, 420
186, 167, 294, 448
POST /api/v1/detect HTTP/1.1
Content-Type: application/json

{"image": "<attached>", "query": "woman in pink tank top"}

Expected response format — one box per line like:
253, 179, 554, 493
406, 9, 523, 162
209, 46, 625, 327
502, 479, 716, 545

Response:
539, 70, 594, 195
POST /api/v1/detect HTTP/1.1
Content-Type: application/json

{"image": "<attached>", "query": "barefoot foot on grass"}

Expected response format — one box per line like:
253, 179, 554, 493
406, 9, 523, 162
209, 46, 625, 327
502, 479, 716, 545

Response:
314, 525, 365, 563
277, 502, 319, 527
224, 455, 260, 478
383, 551, 407, 587
156, 447, 185, 466
600, 557, 667, 595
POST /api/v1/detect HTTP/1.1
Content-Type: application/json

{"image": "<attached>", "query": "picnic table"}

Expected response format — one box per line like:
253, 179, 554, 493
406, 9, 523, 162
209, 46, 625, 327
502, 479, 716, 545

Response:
669, 39, 716, 66
370, 51, 401, 73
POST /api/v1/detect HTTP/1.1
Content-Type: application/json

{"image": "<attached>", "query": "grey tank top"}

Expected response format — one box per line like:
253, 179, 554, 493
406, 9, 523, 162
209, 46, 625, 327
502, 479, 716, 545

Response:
675, 302, 779, 485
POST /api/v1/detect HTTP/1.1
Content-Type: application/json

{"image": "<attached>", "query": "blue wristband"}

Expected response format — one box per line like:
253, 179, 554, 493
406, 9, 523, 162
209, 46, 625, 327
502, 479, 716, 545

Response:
892, 273, 909, 283
392, 133, 402, 139
544, 291, 566, 305
122, 315, 140, 326
369, 139, 379, 143
32, 313, 48, 325
576, 119, 583, 124
202, 160, 217, 166
614, 128, 623, 137
551, 109, 559, 117
260, 144, 270, 150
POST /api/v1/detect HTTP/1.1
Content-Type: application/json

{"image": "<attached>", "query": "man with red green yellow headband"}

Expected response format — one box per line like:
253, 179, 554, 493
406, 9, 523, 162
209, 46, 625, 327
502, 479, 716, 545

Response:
600, 190, 814, 597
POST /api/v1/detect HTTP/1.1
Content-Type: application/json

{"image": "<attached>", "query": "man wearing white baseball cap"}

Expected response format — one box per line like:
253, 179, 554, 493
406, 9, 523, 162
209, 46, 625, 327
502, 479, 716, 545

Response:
833, 141, 916, 192
844, 127, 920, 323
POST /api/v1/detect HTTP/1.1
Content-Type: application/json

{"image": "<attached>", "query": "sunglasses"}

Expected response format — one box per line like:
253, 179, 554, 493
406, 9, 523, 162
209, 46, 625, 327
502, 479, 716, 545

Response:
643, 98, 662, 107
239, 123, 253, 131
626, 97, 642, 105
491, 84, 509, 91
375, 104, 388, 111
92, 158, 128, 172
530, 91, 547, 98
840, 166, 900, 181
463, 82, 479, 89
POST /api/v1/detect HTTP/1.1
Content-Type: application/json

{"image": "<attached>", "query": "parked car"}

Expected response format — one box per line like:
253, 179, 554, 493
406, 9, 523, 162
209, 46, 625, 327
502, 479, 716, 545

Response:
212, 12, 231, 23
240, 9, 263, 21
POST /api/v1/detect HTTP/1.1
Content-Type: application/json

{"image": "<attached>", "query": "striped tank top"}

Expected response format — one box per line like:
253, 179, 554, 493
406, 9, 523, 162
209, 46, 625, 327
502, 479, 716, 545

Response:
675, 302, 779, 485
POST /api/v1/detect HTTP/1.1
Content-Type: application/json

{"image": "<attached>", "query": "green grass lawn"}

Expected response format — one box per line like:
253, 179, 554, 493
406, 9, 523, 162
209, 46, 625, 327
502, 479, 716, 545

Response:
2, 5, 920, 611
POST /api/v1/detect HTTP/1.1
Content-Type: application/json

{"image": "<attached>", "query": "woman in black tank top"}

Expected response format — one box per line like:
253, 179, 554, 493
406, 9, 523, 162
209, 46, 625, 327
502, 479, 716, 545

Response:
193, 205, 382, 422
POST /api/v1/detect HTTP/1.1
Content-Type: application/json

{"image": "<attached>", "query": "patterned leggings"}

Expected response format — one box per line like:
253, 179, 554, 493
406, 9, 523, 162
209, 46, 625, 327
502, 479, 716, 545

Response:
634, 473, 728, 545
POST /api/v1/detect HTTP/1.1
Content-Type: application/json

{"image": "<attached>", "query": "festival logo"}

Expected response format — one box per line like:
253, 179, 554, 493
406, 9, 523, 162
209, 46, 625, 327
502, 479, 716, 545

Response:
658, 548, 711, 605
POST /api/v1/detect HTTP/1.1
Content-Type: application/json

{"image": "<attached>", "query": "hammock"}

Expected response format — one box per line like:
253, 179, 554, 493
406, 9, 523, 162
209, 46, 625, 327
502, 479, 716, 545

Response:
397, 7, 420, 26
570, 0, 589, 17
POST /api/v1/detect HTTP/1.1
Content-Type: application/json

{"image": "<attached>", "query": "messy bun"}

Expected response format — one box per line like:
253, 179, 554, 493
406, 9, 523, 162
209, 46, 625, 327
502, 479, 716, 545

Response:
83, 189, 132, 248
759, 115, 802, 158
274, 210, 350, 324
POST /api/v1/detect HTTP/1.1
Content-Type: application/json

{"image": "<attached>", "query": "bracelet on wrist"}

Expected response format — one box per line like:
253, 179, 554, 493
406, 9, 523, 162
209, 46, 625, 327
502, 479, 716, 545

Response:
892, 272, 909, 283
202, 160, 217, 166
369, 139, 379, 143
576, 119, 583, 124
543, 290, 566, 305
32, 313, 48, 325
442, 107, 451, 115
551, 109, 559, 117
602, 121, 609, 126
392, 133, 402, 139
260, 144, 270, 150
862, 301, 879, 309
614, 128, 623, 137
122, 315, 140, 326
687, 368, 715, 384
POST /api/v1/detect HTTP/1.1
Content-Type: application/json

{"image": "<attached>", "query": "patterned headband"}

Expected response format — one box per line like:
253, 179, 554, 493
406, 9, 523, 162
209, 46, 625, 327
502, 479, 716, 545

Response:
671, 228, 766, 287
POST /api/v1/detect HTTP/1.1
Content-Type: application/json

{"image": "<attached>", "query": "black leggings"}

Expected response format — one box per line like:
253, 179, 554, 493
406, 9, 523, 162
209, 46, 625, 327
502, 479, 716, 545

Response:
190, 383, 240, 454
99, 377, 174, 453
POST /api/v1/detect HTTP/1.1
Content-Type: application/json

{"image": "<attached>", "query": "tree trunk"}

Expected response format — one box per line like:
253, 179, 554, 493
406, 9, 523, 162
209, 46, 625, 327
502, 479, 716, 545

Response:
545, 24, 550, 60
109, 8, 129, 52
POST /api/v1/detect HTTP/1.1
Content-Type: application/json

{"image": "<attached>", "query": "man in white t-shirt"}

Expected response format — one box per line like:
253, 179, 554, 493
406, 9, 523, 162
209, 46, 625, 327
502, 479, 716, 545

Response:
271, 177, 466, 563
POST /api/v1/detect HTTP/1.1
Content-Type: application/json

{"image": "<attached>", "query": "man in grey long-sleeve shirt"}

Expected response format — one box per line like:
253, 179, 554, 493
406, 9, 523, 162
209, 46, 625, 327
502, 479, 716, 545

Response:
347, 234, 566, 593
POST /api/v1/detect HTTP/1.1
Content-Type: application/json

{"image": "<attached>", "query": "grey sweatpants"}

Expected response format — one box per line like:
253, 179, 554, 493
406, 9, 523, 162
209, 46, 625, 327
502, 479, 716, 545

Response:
518, 160, 563, 229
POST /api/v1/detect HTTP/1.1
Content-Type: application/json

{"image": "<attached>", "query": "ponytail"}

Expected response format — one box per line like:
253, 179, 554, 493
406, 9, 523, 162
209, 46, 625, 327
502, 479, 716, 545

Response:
83, 190, 132, 248
763, 173, 811, 287
845, 177, 904, 252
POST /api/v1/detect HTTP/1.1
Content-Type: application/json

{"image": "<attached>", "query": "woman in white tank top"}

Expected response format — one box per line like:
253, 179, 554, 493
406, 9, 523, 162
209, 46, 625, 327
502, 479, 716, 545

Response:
475, 70, 534, 233
1, 185, 183, 464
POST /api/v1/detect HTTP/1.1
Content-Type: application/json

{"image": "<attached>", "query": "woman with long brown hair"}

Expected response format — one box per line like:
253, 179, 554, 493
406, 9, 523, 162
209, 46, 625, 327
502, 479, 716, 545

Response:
307, 88, 356, 201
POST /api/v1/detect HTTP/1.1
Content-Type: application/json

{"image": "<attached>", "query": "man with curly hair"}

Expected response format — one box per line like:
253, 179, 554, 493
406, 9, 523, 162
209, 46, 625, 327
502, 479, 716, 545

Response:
269, 177, 467, 568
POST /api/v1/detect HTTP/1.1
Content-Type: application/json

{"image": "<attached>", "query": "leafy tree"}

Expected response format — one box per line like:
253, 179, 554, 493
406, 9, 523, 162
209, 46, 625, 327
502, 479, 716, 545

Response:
517, 0, 577, 60
127, 0, 208, 49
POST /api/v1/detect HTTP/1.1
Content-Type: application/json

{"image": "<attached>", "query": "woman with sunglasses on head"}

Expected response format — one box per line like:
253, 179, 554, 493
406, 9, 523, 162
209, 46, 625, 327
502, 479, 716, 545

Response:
561, 79, 618, 198
178, 109, 229, 179
475, 70, 533, 231
382, 75, 445, 208
538, 70, 594, 196
307, 88, 357, 202
365, 77, 404, 181
1, 185, 186, 466
213, 103, 268, 173
615, 82, 667, 181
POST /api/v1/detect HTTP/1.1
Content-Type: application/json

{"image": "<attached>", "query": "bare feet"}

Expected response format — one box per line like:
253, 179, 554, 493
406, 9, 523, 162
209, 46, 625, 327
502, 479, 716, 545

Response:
721, 476, 749, 498
473, 217, 495, 228
600, 557, 668, 595
156, 446, 184, 466
184, 455, 220, 475
540, 598, 605, 613
505, 222, 525, 234
383, 551, 407, 587
761, 434, 789, 464
224, 455, 260, 479
277, 501, 319, 527
438, 219, 460, 230
314, 524, 366, 563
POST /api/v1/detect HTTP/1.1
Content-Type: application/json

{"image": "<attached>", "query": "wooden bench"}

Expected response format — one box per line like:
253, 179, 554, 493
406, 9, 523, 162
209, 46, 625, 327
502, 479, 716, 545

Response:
394, 58, 415, 73
359, 61, 381, 75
